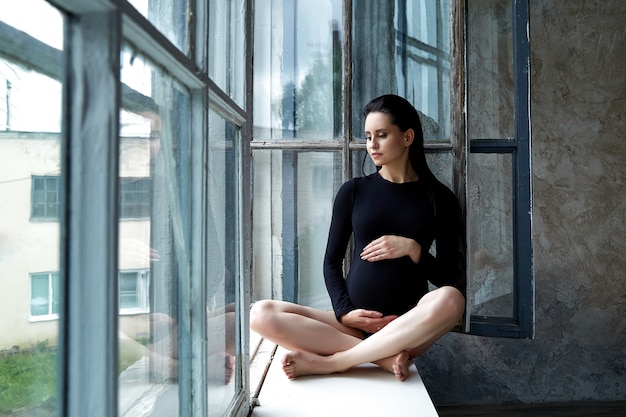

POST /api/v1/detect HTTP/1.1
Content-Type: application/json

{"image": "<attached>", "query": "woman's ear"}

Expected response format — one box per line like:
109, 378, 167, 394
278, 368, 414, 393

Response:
404, 128, 415, 147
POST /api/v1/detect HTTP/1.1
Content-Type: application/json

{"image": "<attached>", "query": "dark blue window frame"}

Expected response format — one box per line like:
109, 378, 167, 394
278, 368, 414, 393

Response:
266, 0, 533, 339
468, 0, 533, 338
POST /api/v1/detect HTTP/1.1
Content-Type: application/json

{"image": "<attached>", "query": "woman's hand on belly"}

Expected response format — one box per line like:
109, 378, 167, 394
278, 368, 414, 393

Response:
360, 235, 422, 264
339, 309, 398, 334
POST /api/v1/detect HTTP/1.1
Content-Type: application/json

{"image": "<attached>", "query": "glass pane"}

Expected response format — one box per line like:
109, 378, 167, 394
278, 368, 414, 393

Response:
118, 48, 192, 417
30, 274, 50, 316
119, 272, 140, 310
468, 153, 514, 317
31, 176, 61, 220
253, 0, 343, 140
127, 0, 190, 53
353, 0, 450, 141
252, 150, 342, 309
206, 109, 239, 415
209, 0, 246, 106
51, 273, 60, 315
467, 0, 514, 139
120, 178, 151, 219
0, 0, 63, 415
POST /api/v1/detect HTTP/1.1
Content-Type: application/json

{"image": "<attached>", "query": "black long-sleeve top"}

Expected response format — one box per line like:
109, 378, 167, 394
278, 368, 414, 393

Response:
323, 172, 464, 320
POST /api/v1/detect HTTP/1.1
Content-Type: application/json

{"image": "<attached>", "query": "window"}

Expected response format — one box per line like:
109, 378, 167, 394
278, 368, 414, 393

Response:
30, 272, 60, 319
251, 0, 533, 338
2, 0, 534, 415
31, 175, 61, 220
252, 0, 458, 307
466, 0, 533, 338
119, 177, 151, 219
3, 0, 250, 416
119, 270, 149, 313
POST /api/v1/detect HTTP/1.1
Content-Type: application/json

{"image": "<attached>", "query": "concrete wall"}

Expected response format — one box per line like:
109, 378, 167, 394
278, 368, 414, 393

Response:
417, 0, 626, 405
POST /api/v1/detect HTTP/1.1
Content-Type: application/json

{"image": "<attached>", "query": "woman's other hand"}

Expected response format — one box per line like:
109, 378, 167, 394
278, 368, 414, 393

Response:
360, 235, 421, 264
340, 309, 398, 334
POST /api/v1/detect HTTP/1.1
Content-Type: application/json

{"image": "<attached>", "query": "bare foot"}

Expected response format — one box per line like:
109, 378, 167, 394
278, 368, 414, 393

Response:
391, 351, 412, 381
224, 353, 235, 384
208, 352, 235, 385
282, 351, 336, 380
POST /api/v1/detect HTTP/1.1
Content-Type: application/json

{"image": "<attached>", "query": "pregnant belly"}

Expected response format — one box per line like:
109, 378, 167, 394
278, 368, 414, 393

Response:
346, 258, 425, 316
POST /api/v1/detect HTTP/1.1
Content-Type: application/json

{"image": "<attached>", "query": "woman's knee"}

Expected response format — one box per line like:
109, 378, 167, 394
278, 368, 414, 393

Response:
439, 286, 465, 319
249, 299, 277, 332
425, 286, 465, 322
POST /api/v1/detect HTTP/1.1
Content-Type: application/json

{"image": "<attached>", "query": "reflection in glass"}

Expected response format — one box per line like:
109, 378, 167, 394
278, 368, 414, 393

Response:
205, 109, 239, 415
209, 0, 246, 106
118, 48, 193, 417
117, 47, 241, 417
353, 0, 450, 141
252, 150, 342, 309
467, 0, 514, 139
0, 1, 63, 415
127, 0, 189, 53
468, 153, 514, 317
0, 0, 63, 50
253, 0, 343, 140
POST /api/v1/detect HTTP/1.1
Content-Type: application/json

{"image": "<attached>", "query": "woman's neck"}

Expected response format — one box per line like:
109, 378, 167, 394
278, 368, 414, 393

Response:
378, 165, 419, 183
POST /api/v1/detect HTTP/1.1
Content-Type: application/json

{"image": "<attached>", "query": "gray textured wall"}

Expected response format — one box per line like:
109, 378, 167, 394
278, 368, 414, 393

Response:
417, 0, 626, 405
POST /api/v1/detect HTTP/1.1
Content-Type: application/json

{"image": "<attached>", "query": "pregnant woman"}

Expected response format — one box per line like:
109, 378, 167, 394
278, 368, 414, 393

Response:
250, 94, 465, 381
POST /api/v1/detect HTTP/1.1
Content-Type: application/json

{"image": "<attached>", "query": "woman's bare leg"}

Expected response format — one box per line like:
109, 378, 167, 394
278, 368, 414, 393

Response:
250, 300, 413, 376
282, 286, 465, 381
250, 299, 364, 355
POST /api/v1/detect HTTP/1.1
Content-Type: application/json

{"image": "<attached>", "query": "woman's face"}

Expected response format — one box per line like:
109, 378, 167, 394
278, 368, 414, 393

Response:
364, 112, 411, 167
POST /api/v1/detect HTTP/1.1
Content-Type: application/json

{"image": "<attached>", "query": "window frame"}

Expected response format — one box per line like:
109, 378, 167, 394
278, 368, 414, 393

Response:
465, 0, 534, 338
250, 0, 533, 338
17, 1, 254, 417
118, 176, 151, 220
118, 269, 150, 314
29, 271, 60, 320
31, 175, 61, 221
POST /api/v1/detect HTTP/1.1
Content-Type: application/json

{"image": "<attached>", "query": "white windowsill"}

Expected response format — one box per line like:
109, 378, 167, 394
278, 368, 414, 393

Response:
248, 331, 439, 417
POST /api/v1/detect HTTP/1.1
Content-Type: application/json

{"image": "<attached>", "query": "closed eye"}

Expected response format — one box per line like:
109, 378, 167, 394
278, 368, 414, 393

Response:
365, 133, 387, 140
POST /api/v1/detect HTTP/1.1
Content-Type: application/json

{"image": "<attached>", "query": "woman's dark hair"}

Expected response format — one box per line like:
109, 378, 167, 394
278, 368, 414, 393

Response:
362, 94, 434, 181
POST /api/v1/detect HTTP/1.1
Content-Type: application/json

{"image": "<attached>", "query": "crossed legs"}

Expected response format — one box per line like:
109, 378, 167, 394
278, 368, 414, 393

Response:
250, 286, 464, 381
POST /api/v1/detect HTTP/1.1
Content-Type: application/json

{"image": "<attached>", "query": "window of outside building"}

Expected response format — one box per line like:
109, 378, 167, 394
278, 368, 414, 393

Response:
119, 177, 151, 219
119, 270, 150, 313
30, 272, 60, 319
31, 175, 61, 220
